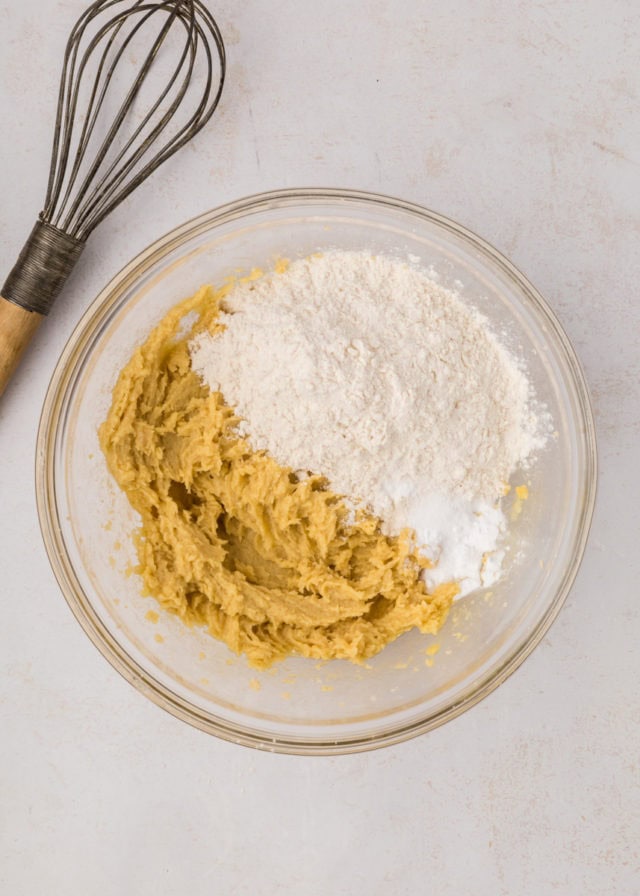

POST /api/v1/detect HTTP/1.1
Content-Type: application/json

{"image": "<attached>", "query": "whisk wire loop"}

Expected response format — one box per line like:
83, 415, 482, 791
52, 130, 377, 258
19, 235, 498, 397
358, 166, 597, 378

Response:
72, 7, 197, 234
51, 2, 175, 230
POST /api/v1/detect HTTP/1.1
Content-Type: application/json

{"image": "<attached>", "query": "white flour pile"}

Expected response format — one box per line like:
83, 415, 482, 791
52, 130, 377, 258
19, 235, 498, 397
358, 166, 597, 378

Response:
190, 251, 547, 597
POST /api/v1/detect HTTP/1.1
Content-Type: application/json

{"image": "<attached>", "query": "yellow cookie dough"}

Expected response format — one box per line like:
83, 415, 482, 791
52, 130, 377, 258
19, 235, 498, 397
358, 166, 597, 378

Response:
99, 284, 457, 668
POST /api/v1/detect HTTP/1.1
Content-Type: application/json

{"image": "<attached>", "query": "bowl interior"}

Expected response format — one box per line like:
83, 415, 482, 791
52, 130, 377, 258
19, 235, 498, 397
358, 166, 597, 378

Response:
39, 191, 595, 752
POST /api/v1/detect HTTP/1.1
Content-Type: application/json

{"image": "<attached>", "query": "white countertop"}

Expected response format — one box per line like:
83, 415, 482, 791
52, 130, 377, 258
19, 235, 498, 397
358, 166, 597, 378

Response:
1, 1, 638, 893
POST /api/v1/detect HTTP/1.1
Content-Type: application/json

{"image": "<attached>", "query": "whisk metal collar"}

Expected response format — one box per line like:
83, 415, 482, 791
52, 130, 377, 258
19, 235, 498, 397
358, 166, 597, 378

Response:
2, 223, 85, 316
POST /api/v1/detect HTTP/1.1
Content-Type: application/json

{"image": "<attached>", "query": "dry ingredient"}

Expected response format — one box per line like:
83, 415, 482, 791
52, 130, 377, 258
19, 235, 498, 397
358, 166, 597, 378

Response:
191, 251, 547, 596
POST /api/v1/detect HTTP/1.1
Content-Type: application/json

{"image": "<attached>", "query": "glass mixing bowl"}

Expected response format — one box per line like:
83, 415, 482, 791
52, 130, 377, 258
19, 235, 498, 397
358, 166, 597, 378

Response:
36, 189, 597, 754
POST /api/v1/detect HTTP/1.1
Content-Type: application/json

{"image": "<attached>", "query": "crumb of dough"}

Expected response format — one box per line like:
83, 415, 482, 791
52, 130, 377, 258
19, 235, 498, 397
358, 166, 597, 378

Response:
511, 482, 530, 520
99, 283, 458, 669
145, 610, 159, 624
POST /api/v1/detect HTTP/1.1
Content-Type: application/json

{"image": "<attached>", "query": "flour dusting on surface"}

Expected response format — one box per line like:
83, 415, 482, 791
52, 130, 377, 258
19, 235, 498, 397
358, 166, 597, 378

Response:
190, 251, 548, 597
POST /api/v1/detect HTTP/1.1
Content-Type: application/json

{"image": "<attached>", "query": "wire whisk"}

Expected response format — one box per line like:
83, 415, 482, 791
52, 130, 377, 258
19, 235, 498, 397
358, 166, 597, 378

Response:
46, 0, 225, 240
0, 0, 225, 395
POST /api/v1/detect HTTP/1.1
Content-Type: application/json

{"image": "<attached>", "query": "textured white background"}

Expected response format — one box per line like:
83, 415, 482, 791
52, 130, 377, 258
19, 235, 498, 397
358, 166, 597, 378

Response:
1, 1, 639, 893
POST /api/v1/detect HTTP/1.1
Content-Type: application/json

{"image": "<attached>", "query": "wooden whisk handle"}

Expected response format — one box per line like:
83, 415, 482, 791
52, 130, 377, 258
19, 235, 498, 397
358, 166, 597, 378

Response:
0, 298, 43, 397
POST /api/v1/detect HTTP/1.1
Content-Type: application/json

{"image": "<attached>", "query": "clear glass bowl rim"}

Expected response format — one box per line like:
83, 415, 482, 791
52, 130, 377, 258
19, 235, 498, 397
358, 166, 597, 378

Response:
36, 187, 598, 755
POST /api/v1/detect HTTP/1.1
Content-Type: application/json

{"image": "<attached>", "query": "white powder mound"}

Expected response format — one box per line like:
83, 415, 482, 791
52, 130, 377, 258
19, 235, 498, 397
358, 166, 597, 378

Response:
190, 251, 546, 597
